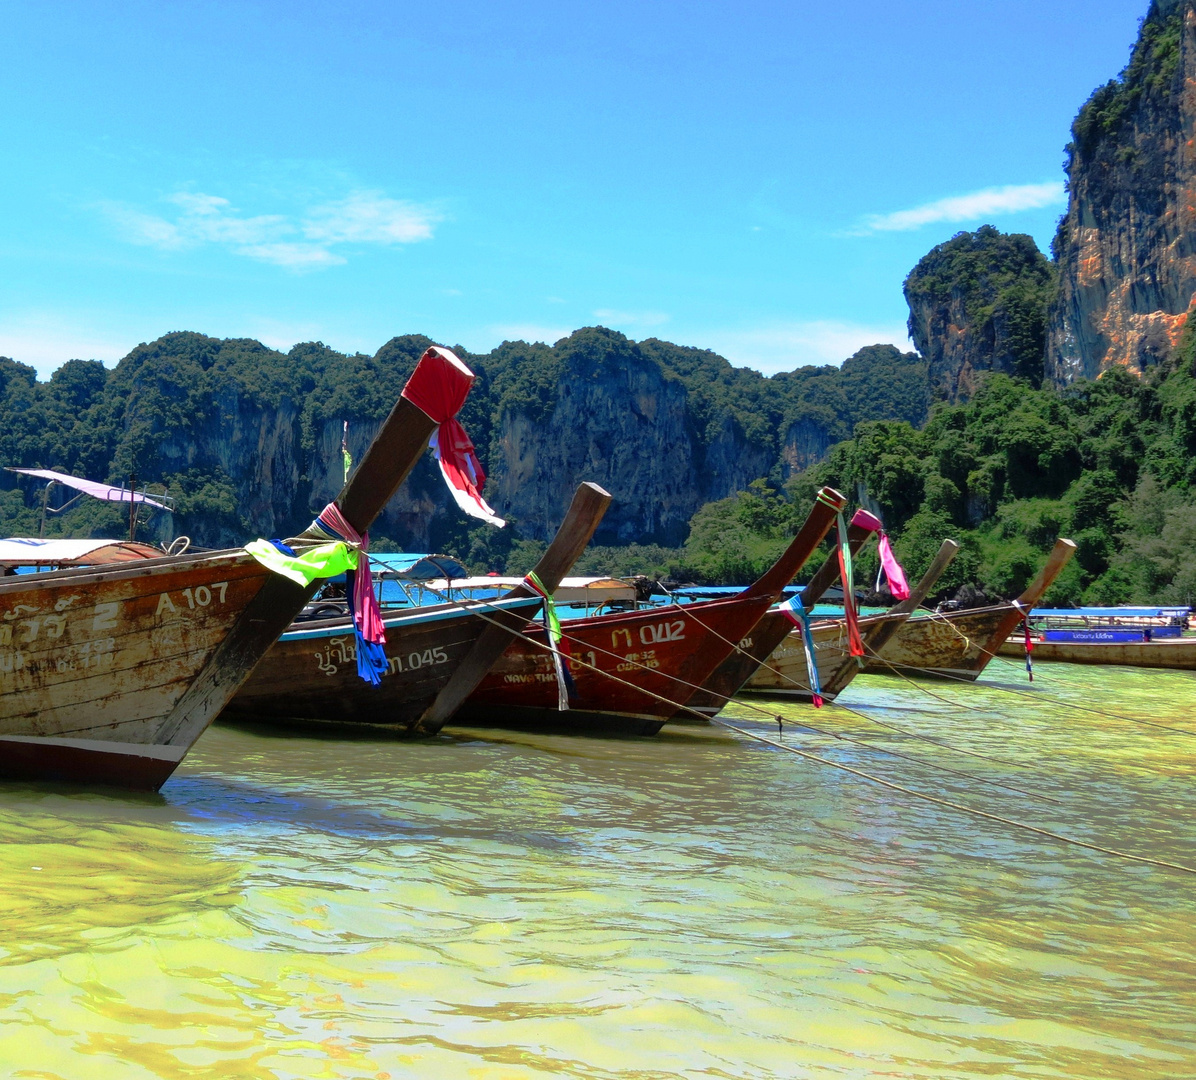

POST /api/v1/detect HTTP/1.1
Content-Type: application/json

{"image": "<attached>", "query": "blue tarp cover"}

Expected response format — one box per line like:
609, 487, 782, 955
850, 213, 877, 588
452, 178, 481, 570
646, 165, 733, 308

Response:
1031, 607, 1190, 618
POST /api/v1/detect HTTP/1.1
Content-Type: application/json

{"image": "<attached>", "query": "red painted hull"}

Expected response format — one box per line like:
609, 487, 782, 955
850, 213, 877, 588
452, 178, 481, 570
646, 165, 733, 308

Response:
459, 594, 778, 733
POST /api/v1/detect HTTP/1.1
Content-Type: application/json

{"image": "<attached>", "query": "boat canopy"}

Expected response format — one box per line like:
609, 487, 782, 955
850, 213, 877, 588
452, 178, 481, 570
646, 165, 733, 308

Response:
6, 468, 172, 509
418, 576, 636, 605
0, 537, 162, 566
370, 553, 470, 580
1030, 607, 1190, 619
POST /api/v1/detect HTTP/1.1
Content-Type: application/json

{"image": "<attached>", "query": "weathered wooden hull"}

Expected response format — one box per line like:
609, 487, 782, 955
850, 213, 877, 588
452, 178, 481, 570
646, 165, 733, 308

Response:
227, 596, 542, 731
458, 593, 781, 734
0, 551, 287, 789
0, 344, 475, 789
997, 636, 1196, 670
859, 606, 1015, 680
742, 611, 912, 698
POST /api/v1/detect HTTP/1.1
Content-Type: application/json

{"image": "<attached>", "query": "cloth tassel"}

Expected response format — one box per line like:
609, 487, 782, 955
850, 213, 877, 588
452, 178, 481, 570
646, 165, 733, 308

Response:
877, 532, 910, 600
524, 569, 573, 710
837, 512, 866, 661
780, 595, 824, 707
307, 502, 389, 686
430, 425, 506, 527
345, 567, 389, 686
1023, 612, 1034, 682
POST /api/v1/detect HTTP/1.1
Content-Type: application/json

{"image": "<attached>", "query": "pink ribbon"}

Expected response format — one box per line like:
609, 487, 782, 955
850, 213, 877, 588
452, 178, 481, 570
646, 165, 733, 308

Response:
877, 532, 910, 600
314, 502, 385, 648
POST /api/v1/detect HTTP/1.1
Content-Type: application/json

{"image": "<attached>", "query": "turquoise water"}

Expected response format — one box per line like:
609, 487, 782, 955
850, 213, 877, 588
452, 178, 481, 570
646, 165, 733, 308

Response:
0, 655, 1192, 1077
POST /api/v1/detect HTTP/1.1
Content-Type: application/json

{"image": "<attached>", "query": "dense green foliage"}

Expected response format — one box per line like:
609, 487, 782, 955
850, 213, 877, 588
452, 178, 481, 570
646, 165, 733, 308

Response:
735, 353, 1196, 605
905, 226, 1055, 388
1069, 1, 1182, 162
0, 326, 927, 553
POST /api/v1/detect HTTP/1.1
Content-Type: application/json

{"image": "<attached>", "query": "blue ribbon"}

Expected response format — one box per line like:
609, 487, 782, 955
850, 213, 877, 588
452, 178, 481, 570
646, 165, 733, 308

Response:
779, 595, 824, 707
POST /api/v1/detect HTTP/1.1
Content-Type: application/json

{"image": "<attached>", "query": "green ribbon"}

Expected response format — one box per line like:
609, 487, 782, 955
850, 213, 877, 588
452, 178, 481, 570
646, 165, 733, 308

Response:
525, 569, 571, 711
244, 539, 358, 587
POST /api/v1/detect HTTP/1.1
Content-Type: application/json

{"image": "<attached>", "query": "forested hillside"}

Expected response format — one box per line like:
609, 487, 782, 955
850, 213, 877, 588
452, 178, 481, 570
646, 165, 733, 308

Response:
0, 328, 926, 554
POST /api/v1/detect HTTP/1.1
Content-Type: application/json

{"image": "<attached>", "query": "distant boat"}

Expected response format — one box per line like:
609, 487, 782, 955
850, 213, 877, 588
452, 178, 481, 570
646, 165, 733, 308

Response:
859, 539, 1077, 680
997, 605, 1196, 669
740, 539, 960, 701
0, 346, 473, 790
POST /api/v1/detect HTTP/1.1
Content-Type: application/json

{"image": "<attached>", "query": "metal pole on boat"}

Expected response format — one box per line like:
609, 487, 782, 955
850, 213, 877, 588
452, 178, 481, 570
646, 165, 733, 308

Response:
128, 473, 138, 542
38, 479, 56, 539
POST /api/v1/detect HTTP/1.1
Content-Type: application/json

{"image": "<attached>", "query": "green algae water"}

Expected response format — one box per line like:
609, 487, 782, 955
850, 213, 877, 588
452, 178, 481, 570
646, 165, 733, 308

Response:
0, 658, 1193, 1078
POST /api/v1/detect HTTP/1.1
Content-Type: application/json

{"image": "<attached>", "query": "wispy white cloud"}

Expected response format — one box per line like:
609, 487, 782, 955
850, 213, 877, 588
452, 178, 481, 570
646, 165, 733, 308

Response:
701, 320, 913, 374
487, 323, 573, 345
0, 313, 131, 378
592, 308, 670, 328
854, 182, 1065, 235
103, 189, 440, 270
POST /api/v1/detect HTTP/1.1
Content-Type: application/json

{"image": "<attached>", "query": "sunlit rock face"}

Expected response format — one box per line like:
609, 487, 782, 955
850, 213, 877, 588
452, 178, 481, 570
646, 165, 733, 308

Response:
903, 227, 1053, 403
483, 328, 771, 546
1048, 0, 1196, 383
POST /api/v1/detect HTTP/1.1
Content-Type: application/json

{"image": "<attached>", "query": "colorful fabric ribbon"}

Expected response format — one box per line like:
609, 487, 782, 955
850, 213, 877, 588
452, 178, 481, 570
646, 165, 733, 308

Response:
430, 424, 506, 527
836, 512, 866, 660
779, 594, 823, 707
401, 345, 505, 528
306, 502, 389, 686
341, 420, 352, 484
876, 532, 910, 600
244, 538, 357, 587
524, 569, 573, 710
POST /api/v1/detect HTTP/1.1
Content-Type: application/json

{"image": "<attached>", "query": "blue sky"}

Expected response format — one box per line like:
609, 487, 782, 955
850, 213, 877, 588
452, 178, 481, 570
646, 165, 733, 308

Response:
0, 0, 1148, 377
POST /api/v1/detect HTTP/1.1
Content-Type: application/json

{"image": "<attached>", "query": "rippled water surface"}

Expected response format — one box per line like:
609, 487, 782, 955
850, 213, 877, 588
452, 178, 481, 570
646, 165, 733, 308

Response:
1, 656, 1193, 1078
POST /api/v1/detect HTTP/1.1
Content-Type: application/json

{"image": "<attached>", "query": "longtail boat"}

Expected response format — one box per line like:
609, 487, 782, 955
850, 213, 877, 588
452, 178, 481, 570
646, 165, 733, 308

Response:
860, 538, 1077, 680
996, 606, 1196, 670
742, 539, 960, 699
450, 487, 848, 735
0, 346, 473, 790
225, 482, 612, 733
680, 510, 883, 718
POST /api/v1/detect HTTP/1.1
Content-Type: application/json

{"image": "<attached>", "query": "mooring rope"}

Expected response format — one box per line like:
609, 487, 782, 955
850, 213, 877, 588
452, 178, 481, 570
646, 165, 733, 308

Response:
859, 623, 1196, 739
404, 590, 1068, 806
710, 715, 1196, 876
353, 586, 1196, 874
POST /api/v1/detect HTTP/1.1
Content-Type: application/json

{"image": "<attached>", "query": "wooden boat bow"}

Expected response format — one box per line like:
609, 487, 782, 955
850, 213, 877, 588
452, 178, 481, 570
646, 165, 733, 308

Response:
417, 482, 613, 733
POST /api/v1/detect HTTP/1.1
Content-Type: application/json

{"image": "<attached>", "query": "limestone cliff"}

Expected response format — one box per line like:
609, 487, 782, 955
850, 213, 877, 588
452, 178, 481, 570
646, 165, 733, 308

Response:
0, 329, 927, 550
905, 226, 1054, 401
1048, 0, 1196, 382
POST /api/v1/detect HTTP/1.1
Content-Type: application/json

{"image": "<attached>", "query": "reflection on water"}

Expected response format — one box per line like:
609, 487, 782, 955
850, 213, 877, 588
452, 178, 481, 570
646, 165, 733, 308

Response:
0, 657, 1193, 1077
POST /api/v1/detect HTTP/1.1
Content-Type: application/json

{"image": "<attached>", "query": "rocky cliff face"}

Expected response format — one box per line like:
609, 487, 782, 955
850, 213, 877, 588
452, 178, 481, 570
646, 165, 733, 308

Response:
1048, 0, 1196, 382
904, 227, 1054, 401
0, 328, 928, 551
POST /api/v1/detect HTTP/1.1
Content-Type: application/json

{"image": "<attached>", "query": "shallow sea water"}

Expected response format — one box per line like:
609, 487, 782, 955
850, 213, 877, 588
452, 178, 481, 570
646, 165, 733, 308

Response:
0, 656, 1192, 1078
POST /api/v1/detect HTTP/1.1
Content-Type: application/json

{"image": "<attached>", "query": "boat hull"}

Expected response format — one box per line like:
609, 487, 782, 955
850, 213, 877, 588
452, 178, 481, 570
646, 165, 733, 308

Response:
860, 606, 1014, 680
741, 612, 910, 700
226, 597, 542, 732
997, 636, 1196, 670
461, 594, 778, 732
0, 552, 288, 789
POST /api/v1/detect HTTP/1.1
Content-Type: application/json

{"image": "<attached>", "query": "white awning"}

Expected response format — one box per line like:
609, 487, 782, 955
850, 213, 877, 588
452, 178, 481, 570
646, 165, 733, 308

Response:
0, 538, 161, 565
